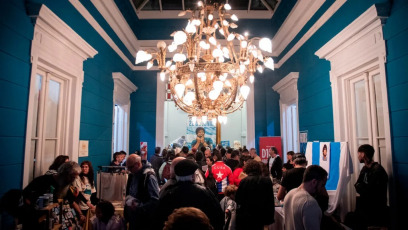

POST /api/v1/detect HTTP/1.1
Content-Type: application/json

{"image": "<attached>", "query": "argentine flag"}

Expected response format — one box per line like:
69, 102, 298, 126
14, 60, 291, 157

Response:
305, 142, 353, 213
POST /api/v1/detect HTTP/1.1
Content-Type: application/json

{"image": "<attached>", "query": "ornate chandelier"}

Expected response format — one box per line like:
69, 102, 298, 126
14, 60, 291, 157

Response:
136, 1, 274, 125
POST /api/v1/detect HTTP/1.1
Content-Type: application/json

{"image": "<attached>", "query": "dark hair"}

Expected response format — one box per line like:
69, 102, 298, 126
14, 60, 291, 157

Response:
0, 189, 22, 216
220, 148, 226, 157
195, 127, 205, 135
164, 207, 213, 230
155, 147, 161, 154
49, 155, 69, 170
231, 150, 240, 159
166, 150, 176, 161
119, 151, 127, 155
182, 146, 189, 154
162, 149, 168, 159
227, 148, 233, 154
303, 165, 328, 183
206, 156, 215, 164
293, 155, 307, 165
270, 146, 278, 155
358, 144, 375, 160
200, 146, 207, 153
186, 153, 195, 161
213, 150, 222, 161
243, 160, 262, 176
196, 151, 204, 162
223, 185, 238, 197
80, 161, 95, 187
96, 200, 115, 223
242, 149, 249, 154
217, 144, 223, 150
237, 155, 251, 168
287, 151, 295, 156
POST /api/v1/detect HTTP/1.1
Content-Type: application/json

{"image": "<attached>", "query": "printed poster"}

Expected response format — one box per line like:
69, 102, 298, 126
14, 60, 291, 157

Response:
259, 136, 282, 164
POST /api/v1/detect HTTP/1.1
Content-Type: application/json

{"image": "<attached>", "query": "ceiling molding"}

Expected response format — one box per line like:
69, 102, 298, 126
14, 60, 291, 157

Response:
136, 10, 273, 19
272, 0, 325, 57
91, 0, 140, 55
69, 0, 140, 70
276, 0, 346, 69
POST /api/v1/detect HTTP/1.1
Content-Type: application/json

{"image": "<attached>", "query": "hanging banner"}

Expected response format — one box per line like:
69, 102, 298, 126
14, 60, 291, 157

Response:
259, 136, 282, 164
140, 142, 148, 160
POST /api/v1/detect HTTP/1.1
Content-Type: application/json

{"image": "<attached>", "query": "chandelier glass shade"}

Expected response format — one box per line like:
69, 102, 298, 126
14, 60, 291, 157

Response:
136, 1, 274, 125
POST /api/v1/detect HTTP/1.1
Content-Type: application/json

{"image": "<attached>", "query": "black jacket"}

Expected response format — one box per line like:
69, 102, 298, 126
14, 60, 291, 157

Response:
267, 155, 283, 180
157, 181, 224, 230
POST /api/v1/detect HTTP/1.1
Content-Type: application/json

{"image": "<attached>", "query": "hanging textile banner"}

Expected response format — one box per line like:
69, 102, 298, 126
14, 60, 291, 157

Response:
259, 136, 282, 164
186, 118, 216, 149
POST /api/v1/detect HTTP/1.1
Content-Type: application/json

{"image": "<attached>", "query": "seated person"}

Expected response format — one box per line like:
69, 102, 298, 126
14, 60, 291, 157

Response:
91, 200, 125, 230
164, 207, 213, 230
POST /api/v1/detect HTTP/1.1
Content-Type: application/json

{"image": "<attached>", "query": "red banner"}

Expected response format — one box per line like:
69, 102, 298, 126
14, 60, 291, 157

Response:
259, 136, 282, 164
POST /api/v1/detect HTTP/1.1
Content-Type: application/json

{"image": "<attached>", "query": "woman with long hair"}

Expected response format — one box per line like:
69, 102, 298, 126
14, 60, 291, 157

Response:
45, 155, 69, 175
73, 160, 96, 216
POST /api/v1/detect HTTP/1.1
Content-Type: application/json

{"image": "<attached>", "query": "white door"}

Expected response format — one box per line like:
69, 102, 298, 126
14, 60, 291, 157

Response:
29, 69, 66, 180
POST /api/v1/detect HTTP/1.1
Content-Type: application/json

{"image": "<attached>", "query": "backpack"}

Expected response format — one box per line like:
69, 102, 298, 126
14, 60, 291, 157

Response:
161, 162, 171, 181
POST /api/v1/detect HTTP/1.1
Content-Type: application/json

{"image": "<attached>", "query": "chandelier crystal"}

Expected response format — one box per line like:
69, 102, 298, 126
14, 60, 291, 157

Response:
135, 1, 274, 124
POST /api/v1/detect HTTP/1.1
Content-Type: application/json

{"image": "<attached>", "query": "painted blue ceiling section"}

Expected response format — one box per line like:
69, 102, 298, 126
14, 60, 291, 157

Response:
269, 0, 297, 39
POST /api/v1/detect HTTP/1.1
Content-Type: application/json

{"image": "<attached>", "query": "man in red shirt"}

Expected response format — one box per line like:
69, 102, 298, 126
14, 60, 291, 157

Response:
205, 151, 233, 200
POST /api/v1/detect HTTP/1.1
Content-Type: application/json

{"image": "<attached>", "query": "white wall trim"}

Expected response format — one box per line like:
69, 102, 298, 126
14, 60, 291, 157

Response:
272, 0, 324, 57
155, 73, 166, 148
276, 0, 346, 68
24, 5, 97, 187
112, 73, 137, 154
113, 72, 137, 106
69, 0, 139, 70
91, 0, 140, 55
273, 72, 299, 154
136, 10, 274, 19
246, 82, 256, 149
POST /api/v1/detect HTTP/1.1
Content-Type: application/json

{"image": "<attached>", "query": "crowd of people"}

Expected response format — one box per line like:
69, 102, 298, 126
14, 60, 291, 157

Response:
0, 135, 389, 230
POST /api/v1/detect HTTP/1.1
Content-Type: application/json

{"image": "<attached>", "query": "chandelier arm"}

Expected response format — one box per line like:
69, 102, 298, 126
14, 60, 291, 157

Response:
222, 78, 239, 109
218, 10, 238, 63
193, 73, 203, 111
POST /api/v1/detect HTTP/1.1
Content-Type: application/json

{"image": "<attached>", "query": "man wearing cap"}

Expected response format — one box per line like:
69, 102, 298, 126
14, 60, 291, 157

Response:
125, 154, 160, 230
157, 159, 224, 230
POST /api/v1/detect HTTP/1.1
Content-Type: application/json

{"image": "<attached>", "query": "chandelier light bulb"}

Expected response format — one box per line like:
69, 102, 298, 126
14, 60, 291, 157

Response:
218, 115, 223, 124
192, 116, 197, 124
249, 74, 254, 83
259, 37, 272, 53
147, 61, 153, 69
209, 90, 220, 100
209, 37, 217, 45
240, 85, 250, 99
222, 47, 229, 58
165, 61, 172, 67
185, 91, 195, 101
173, 53, 186, 62
227, 34, 235, 41
136, 50, 152, 64
212, 48, 223, 58
160, 72, 166, 81
157, 41, 167, 49
174, 31, 187, 45
183, 97, 193, 105
240, 64, 245, 74
186, 79, 193, 86
168, 43, 177, 52
223, 20, 229, 26
225, 80, 232, 87
244, 31, 249, 37
208, 14, 213, 20
175, 84, 185, 98
202, 116, 208, 124
218, 29, 225, 36
186, 21, 197, 34
223, 116, 228, 124
224, 4, 231, 10
197, 1, 203, 7
170, 65, 176, 71
212, 118, 217, 126
231, 14, 238, 21
264, 57, 275, 70
213, 80, 223, 92
257, 65, 264, 73
189, 63, 195, 72
219, 74, 227, 81
241, 41, 248, 48
192, 19, 201, 26
219, 56, 225, 63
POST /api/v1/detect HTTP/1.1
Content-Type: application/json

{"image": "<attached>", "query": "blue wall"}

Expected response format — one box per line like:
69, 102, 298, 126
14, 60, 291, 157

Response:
129, 71, 157, 160
383, 0, 408, 222
0, 0, 155, 196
